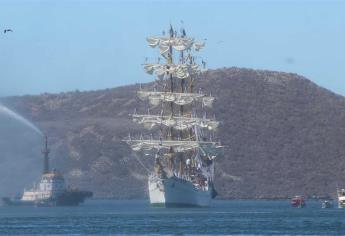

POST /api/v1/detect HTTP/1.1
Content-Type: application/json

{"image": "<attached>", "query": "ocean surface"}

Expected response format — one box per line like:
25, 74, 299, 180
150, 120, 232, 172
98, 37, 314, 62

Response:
0, 200, 344, 235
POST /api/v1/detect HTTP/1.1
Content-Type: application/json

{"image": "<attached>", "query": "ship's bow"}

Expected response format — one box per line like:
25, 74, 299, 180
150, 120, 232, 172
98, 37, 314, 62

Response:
148, 174, 212, 207
148, 174, 166, 207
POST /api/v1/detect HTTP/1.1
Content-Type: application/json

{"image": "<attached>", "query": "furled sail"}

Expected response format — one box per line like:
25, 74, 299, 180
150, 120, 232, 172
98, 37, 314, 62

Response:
143, 63, 202, 80
125, 138, 220, 153
132, 114, 219, 131
146, 37, 205, 55
137, 91, 214, 107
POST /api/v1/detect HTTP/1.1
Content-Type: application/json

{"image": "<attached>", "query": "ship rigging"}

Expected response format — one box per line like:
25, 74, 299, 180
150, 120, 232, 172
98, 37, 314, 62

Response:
125, 25, 222, 207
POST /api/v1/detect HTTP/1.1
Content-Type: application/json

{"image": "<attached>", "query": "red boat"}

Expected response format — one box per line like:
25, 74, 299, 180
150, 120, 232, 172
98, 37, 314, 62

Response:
290, 196, 306, 208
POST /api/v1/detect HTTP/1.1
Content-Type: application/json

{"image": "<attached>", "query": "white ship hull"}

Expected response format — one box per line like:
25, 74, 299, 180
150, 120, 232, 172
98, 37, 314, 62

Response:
148, 175, 213, 207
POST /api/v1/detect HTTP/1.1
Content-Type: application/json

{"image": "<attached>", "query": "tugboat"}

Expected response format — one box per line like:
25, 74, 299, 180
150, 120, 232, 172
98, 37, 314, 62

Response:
290, 196, 305, 208
2, 136, 92, 206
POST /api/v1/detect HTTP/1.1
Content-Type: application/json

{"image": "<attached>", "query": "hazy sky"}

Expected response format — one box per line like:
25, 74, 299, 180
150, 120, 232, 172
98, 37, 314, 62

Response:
0, 0, 344, 97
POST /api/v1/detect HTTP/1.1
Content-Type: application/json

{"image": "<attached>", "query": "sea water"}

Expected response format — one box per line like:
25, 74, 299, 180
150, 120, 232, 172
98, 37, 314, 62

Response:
0, 200, 344, 235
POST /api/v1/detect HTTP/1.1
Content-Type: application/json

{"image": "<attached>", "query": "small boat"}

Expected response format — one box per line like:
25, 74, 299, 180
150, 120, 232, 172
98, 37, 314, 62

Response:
290, 196, 305, 208
321, 200, 333, 208
337, 189, 345, 208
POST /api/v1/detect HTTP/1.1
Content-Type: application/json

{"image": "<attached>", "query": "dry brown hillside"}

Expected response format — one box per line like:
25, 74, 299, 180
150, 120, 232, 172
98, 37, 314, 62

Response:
3, 67, 345, 199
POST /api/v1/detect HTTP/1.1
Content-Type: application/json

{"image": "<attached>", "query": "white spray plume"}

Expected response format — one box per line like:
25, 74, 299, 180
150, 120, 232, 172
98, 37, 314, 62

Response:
0, 104, 43, 136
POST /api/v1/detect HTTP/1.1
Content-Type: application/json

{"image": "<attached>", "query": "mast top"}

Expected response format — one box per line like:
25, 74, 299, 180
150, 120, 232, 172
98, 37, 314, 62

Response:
42, 135, 50, 156
169, 24, 174, 38
42, 135, 50, 174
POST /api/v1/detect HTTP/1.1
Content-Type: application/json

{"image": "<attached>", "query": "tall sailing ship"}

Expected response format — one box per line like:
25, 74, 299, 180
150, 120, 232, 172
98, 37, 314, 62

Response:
125, 25, 222, 207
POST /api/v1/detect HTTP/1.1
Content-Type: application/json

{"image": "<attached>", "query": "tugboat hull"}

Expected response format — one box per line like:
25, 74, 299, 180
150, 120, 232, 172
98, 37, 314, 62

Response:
2, 197, 35, 206
56, 190, 93, 206
2, 190, 93, 207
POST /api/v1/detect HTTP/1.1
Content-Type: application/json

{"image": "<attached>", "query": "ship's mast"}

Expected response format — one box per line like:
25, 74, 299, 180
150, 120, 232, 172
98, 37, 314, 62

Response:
42, 135, 50, 174
168, 25, 175, 172
178, 27, 186, 177
168, 25, 174, 135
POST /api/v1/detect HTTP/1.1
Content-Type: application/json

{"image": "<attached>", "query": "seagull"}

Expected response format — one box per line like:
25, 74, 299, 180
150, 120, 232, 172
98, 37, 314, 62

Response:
3, 29, 13, 34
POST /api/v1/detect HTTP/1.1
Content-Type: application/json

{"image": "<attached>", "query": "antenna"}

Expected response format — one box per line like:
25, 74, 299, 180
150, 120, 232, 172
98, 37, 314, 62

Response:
41, 135, 50, 174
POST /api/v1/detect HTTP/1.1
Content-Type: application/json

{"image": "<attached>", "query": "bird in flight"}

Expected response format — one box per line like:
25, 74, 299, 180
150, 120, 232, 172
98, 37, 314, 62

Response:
3, 29, 13, 34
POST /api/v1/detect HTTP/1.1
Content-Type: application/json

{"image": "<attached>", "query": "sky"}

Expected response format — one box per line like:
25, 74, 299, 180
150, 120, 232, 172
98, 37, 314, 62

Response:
0, 0, 344, 97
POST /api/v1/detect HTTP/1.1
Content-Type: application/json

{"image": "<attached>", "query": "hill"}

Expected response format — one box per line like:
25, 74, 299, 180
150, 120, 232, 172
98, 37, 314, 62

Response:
2, 67, 345, 199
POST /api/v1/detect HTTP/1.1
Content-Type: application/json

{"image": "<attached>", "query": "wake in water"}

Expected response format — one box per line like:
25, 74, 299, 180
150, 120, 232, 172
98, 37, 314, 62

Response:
0, 104, 42, 136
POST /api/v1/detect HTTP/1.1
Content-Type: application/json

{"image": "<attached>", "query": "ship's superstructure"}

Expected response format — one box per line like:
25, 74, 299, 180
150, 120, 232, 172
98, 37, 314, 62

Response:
125, 26, 222, 207
21, 171, 66, 202
2, 136, 92, 206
